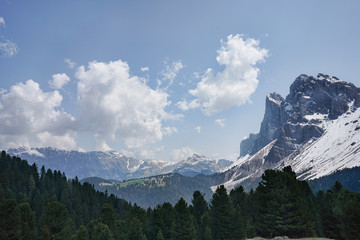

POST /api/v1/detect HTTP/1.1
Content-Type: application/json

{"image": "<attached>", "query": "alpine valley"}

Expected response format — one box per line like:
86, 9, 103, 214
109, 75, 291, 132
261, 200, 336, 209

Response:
7, 74, 360, 208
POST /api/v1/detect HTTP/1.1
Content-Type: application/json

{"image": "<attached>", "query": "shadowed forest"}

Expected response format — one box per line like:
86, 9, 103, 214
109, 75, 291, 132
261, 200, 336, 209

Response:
0, 151, 359, 240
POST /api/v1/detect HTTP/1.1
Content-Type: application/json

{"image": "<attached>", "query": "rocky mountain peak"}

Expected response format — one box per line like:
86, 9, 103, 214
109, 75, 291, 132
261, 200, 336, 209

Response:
286, 73, 360, 120
240, 74, 360, 160
221, 74, 360, 191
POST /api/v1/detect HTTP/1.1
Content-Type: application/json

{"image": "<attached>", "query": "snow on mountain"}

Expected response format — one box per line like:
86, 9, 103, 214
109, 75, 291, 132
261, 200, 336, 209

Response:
282, 102, 360, 180
6, 147, 232, 180
173, 154, 233, 177
217, 73, 360, 191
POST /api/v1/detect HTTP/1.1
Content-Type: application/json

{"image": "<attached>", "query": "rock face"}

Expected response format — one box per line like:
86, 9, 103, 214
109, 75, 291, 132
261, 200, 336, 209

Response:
220, 74, 360, 191
240, 73, 360, 163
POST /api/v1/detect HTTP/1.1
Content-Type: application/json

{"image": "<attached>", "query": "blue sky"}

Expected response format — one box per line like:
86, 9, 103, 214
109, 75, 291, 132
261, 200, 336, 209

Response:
1, 0, 360, 162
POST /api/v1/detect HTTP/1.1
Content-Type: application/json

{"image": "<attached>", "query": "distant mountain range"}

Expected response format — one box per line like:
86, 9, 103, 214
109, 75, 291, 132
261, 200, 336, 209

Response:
7, 73, 360, 208
82, 73, 360, 207
6, 147, 233, 180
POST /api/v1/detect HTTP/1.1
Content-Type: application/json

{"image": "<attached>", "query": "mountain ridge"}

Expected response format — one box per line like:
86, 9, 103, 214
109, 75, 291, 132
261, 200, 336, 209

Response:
6, 146, 233, 180
218, 73, 360, 191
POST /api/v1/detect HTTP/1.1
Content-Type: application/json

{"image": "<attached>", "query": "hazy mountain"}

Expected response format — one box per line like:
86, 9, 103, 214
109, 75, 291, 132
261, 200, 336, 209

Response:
6, 147, 232, 180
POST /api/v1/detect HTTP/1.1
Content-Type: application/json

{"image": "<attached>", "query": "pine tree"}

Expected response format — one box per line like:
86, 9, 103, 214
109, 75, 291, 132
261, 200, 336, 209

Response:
72, 225, 89, 240
99, 203, 116, 231
0, 199, 21, 239
156, 230, 165, 240
126, 217, 147, 240
232, 205, 245, 239
210, 185, 234, 240
192, 190, 208, 227
254, 167, 316, 238
89, 221, 114, 240
18, 202, 37, 239
149, 202, 174, 240
40, 196, 74, 240
230, 185, 246, 208
172, 197, 197, 240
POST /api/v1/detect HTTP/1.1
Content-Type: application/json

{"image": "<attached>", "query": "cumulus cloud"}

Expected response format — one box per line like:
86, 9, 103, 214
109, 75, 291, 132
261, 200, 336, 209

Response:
76, 59, 178, 150
195, 126, 201, 134
141, 67, 149, 72
177, 34, 268, 115
215, 118, 225, 127
171, 146, 195, 162
64, 58, 76, 69
0, 80, 77, 149
158, 60, 184, 88
0, 17, 19, 57
49, 73, 70, 89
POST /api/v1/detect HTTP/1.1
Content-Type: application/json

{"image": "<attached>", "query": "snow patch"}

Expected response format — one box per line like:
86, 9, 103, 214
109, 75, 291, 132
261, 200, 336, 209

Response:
267, 94, 282, 105
282, 104, 360, 180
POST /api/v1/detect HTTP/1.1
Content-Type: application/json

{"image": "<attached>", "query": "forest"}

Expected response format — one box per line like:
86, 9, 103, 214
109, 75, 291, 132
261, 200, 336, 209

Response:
0, 150, 359, 240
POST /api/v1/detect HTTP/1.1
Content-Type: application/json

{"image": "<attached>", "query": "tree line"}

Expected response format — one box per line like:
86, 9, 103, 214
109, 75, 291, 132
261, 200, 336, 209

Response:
0, 151, 359, 239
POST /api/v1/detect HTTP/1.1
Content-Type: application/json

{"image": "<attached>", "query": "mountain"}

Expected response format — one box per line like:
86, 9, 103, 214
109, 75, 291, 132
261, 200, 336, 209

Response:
82, 173, 222, 208
219, 73, 360, 190
81, 73, 360, 207
172, 154, 232, 177
6, 147, 232, 180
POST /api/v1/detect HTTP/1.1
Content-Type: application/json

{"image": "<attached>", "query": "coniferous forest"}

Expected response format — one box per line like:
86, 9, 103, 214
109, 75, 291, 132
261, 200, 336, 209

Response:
0, 151, 359, 240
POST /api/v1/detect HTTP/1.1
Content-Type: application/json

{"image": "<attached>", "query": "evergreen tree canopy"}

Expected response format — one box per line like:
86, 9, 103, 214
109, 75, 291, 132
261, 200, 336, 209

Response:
254, 166, 316, 238
210, 185, 234, 240
172, 197, 197, 240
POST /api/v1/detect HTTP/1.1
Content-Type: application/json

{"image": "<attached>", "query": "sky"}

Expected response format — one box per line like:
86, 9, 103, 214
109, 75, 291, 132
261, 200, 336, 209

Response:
1, 0, 360, 162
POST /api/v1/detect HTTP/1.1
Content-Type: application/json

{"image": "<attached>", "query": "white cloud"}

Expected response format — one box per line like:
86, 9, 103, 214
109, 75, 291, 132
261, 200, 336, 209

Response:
177, 99, 200, 111
120, 149, 135, 158
0, 17, 19, 57
171, 146, 195, 162
215, 118, 225, 127
0, 80, 77, 149
177, 34, 268, 115
0, 40, 18, 57
139, 145, 164, 159
76, 59, 178, 150
141, 67, 149, 72
195, 126, 201, 133
158, 60, 184, 88
49, 73, 70, 89
64, 58, 76, 69
163, 126, 178, 135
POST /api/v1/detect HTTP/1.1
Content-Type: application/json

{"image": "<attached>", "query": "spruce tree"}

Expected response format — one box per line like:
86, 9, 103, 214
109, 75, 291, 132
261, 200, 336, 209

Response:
210, 185, 234, 240
0, 199, 21, 239
156, 230, 165, 240
126, 217, 147, 240
18, 202, 37, 239
72, 225, 89, 240
99, 203, 116, 231
172, 197, 197, 240
40, 196, 74, 240
192, 190, 208, 226
254, 167, 316, 238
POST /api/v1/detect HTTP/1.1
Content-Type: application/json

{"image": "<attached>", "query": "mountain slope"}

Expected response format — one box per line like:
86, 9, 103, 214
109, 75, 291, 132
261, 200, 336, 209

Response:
82, 173, 220, 208
219, 73, 360, 191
